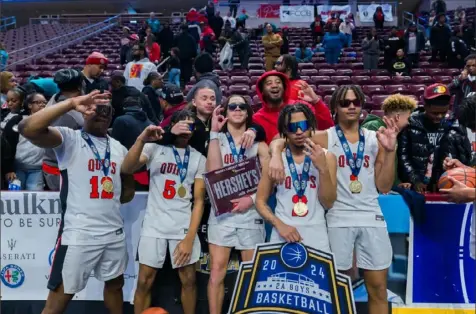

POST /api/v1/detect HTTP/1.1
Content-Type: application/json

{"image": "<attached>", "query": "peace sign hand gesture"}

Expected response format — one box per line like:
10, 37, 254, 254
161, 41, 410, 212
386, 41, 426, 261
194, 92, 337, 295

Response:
303, 138, 327, 171
71, 90, 111, 117
211, 106, 228, 132
377, 116, 400, 152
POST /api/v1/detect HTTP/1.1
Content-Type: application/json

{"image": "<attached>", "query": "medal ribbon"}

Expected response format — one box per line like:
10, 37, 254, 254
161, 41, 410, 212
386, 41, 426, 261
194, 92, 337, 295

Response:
171, 146, 190, 184
335, 125, 365, 178
81, 131, 111, 177
225, 132, 246, 163
285, 146, 311, 198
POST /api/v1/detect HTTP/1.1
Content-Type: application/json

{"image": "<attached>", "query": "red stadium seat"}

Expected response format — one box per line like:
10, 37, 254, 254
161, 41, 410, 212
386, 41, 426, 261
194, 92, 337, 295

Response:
317, 85, 338, 95
371, 76, 392, 85
363, 85, 385, 96
333, 76, 352, 85
310, 76, 331, 85
351, 76, 371, 85
385, 85, 409, 94
231, 76, 251, 85
409, 85, 427, 97
372, 95, 390, 107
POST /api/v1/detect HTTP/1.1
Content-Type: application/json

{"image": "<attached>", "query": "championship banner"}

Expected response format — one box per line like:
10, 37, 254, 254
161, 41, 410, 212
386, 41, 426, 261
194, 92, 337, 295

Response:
204, 157, 261, 217
257, 4, 280, 18
357, 4, 394, 22
0, 191, 147, 301
317, 5, 351, 23
228, 242, 355, 314
406, 201, 475, 305
280, 5, 314, 23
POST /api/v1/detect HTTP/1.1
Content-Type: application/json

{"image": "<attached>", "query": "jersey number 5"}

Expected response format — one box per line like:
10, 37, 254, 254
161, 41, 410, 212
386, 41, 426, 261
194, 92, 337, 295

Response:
90, 176, 114, 199
163, 179, 176, 199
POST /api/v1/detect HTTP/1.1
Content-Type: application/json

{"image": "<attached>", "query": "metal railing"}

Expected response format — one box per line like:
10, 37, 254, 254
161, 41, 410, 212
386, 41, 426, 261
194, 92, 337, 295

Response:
402, 11, 414, 26
6, 16, 119, 70
10, 15, 119, 57
0, 16, 17, 31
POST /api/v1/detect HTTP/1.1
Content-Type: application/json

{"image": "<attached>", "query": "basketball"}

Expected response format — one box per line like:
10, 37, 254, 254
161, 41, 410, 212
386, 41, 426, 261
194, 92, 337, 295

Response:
142, 307, 169, 314
438, 166, 476, 189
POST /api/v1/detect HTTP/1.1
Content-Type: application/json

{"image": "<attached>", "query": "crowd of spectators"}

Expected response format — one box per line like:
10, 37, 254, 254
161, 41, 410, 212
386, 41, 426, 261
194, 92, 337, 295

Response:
0, 0, 475, 195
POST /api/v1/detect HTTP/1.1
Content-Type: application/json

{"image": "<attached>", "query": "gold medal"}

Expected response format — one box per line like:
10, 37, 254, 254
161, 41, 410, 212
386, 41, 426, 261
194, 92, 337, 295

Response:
349, 180, 362, 194
293, 201, 308, 217
177, 184, 187, 198
102, 178, 114, 193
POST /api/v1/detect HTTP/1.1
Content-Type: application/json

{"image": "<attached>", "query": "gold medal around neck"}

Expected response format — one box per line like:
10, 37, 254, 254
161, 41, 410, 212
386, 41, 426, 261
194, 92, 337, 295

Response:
349, 180, 363, 194
102, 178, 114, 193
293, 201, 308, 217
177, 184, 187, 198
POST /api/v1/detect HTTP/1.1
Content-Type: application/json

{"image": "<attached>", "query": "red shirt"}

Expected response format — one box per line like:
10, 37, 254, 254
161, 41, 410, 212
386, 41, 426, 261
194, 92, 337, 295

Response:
147, 43, 161, 63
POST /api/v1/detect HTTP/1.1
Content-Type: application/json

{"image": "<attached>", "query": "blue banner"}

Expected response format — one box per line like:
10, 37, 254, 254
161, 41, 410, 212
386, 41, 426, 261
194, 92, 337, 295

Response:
407, 201, 475, 304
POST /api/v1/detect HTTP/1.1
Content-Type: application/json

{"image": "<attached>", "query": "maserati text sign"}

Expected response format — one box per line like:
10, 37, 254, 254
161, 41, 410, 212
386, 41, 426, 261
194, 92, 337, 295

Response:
204, 157, 261, 217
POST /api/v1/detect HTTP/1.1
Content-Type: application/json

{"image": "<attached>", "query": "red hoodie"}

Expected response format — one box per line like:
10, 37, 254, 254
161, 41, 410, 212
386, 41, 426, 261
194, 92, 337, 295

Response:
253, 71, 334, 144
200, 26, 216, 50
147, 42, 161, 63
160, 102, 187, 128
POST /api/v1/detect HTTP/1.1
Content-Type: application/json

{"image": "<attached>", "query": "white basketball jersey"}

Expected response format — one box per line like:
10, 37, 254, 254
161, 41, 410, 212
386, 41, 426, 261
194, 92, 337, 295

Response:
208, 133, 264, 229
54, 127, 128, 246
326, 127, 384, 228
274, 151, 327, 227
142, 143, 206, 240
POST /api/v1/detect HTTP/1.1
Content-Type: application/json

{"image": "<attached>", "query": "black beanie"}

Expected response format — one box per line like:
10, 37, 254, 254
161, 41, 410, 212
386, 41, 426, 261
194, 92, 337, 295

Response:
194, 52, 214, 74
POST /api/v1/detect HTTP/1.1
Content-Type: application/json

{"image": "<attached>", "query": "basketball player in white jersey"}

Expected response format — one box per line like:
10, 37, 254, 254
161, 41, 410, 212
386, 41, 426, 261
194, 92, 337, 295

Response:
18, 91, 131, 314
255, 104, 337, 251
441, 94, 476, 259
268, 85, 399, 314
206, 95, 269, 314
121, 109, 206, 314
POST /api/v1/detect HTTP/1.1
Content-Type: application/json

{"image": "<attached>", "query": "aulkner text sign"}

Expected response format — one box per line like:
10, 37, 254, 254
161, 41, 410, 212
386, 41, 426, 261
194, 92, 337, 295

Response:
204, 157, 261, 217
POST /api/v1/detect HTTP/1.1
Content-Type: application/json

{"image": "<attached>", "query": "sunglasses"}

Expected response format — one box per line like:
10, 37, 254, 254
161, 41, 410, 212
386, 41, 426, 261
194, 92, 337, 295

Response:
95, 105, 113, 117
288, 120, 309, 133
275, 61, 282, 65
228, 103, 247, 111
339, 99, 362, 108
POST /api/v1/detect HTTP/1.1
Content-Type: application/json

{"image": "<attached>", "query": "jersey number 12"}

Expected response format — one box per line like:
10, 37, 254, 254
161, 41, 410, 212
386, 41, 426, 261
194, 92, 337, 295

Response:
90, 176, 114, 199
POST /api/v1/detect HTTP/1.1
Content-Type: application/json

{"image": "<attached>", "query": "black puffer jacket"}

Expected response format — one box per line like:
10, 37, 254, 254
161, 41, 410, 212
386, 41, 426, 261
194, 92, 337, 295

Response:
397, 112, 471, 190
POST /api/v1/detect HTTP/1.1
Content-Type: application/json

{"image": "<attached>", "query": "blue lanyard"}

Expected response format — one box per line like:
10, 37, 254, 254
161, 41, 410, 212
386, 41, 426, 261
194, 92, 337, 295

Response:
171, 146, 190, 184
335, 125, 365, 178
225, 131, 246, 163
285, 146, 311, 198
81, 131, 111, 177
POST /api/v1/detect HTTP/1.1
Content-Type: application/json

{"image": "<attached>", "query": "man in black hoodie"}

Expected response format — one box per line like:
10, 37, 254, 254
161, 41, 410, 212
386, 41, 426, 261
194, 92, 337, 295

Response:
430, 14, 451, 62
157, 22, 175, 58
110, 72, 158, 124
403, 22, 426, 68
383, 27, 404, 70
449, 28, 470, 69
186, 52, 223, 104
174, 24, 198, 86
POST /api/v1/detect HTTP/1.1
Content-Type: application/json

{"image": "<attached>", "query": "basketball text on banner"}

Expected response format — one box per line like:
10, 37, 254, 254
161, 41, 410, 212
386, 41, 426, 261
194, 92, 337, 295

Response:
357, 4, 394, 22
317, 5, 351, 23
280, 5, 315, 23
203, 157, 261, 217
228, 242, 356, 314
257, 4, 280, 19
0, 191, 147, 301
406, 201, 475, 305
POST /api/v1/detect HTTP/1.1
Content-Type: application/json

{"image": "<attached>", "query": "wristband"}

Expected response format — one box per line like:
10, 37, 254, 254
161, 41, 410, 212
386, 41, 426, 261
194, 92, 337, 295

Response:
209, 131, 219, 141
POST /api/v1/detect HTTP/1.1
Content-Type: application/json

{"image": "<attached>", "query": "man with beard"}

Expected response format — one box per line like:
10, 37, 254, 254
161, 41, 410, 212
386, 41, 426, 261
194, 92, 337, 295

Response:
253, 71, 334, 144
82, 52, 109, 94
124, 43, 157, 92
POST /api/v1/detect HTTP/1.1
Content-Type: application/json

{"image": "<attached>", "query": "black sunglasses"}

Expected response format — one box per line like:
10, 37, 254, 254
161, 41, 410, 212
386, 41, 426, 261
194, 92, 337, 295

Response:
228, 103, 247, 111
339, 99, 362, 108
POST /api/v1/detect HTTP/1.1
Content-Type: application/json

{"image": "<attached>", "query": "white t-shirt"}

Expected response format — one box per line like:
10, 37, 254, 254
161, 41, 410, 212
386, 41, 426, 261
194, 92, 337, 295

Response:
274, 151, 327, 227
326, 127, 384, 228
53, 127, 128, 245
142, 143, 206, 240
223, 16, 236, 29
124, 58, 156, 91
207, 133, 263, 229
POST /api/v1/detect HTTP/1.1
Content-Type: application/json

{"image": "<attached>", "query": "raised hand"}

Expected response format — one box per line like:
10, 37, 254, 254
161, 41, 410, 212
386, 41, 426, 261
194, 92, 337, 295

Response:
71, 90, 111, 116
297, 81, 320, 104
443, 157, 464, 170
230, 196, 254, 213
460, 69, 469, 80
211, 106, 228, 132
377, 116, 400, 152
171, 120, 193, 136
303, 138, 327, 171
138, 125, 164, 143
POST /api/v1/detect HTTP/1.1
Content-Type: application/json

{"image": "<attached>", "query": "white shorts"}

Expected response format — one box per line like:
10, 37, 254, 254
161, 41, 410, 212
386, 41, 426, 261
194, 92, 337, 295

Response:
208, 224, 265, 250
270, 224, 331, 253
138, 236, 201, 269
48, 239, 128, 294
328, 227, 393, 271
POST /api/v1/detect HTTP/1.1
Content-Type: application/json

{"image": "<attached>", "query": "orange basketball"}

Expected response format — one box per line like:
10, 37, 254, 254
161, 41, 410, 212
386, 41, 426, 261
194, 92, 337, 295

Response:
142, 308, 169, 314
438, 166, 476, 189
